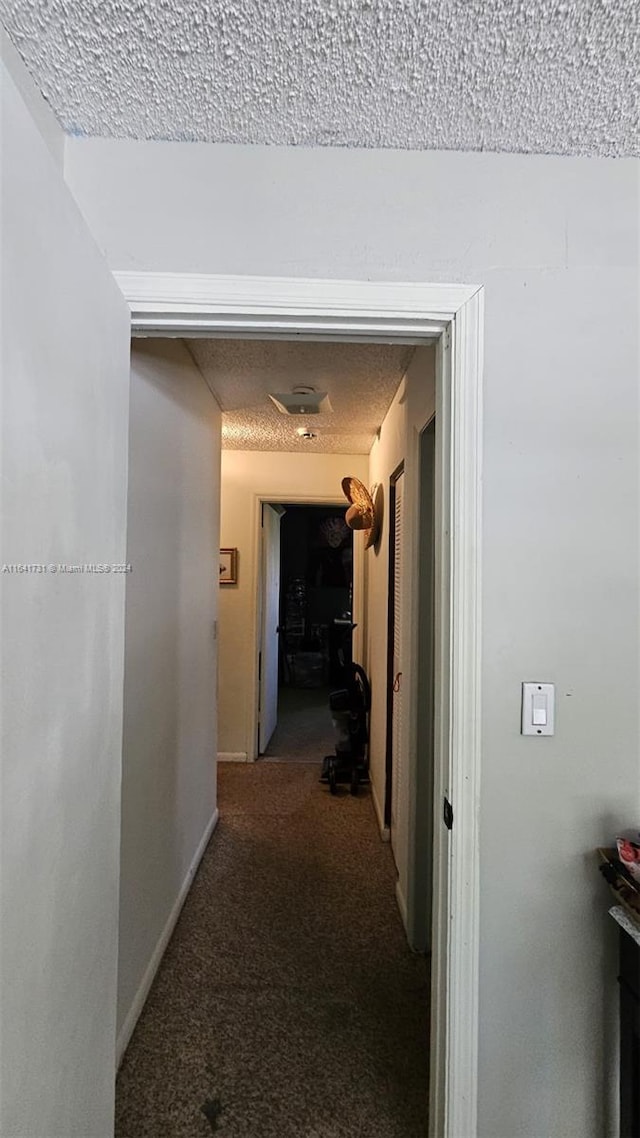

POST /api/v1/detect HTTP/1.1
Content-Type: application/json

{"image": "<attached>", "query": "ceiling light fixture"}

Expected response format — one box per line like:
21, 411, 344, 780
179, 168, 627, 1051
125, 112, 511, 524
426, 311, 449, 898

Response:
268, 386, 332, 416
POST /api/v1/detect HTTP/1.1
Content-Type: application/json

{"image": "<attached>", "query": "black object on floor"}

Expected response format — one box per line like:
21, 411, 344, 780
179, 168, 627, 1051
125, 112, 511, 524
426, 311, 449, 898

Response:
201, 1098, 223, 1132
320, 661, 371, 795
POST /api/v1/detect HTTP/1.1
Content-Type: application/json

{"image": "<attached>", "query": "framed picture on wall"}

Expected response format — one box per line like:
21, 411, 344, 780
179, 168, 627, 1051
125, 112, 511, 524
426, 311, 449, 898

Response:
219, 548, 238, 585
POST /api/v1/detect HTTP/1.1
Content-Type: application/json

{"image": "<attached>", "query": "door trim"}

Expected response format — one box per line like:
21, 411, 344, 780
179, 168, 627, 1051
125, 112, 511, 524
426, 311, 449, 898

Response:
114, 270, 483, 1138
384, 460, 405, 832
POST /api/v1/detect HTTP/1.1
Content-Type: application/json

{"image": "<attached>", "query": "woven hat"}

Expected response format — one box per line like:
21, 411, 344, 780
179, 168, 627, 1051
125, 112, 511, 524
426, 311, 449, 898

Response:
341, 476, 380, 550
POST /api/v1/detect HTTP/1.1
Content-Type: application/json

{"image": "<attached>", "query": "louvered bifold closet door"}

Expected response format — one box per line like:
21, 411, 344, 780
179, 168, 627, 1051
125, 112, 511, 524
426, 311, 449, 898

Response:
390, 471, 404, 858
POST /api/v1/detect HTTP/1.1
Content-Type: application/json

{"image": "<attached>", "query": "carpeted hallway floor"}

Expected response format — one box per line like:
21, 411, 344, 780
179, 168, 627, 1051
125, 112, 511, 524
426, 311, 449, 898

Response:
263, 686, 334, 762
115, 763, 429, 1138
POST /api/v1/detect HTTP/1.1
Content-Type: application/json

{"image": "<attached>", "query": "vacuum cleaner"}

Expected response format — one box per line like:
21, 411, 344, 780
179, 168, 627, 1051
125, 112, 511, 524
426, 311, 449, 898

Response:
320, 659, 371, 796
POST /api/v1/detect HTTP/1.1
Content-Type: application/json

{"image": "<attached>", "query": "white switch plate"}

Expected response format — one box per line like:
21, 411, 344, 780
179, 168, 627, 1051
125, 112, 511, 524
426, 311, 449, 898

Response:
521, 682, 555, 736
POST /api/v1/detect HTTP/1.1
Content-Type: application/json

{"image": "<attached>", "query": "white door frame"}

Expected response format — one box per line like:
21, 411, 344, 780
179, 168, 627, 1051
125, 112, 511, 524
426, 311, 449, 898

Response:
115, 271, 483, 1138
253, 493, 365, 762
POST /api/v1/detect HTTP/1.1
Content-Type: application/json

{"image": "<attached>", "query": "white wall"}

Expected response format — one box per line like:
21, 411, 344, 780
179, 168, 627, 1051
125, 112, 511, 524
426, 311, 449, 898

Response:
64, 139, 639, 1138
219, 450, 368, 759
367, 348, 436, 921
1, 58, 130, 1137
117, 340, 221, 1055
0, 26, 64, 168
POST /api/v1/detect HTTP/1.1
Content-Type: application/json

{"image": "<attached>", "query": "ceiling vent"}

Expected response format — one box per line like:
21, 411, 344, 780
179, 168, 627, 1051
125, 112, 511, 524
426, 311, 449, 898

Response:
268, 386, 332, 416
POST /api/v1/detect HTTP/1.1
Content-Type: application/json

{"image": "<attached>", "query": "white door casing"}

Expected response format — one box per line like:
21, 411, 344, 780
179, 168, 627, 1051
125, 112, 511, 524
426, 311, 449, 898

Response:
114, 271, 484, 1138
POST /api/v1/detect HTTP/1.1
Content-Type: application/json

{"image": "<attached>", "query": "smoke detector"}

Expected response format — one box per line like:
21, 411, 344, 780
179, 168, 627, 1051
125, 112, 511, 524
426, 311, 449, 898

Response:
296, 427, 318, 441
268, 386, 332, 416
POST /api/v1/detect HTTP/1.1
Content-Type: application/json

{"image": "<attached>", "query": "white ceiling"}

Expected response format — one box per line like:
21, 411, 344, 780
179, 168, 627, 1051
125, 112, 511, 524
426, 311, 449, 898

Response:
186, 338, 415, 453
2, 0, 638, 157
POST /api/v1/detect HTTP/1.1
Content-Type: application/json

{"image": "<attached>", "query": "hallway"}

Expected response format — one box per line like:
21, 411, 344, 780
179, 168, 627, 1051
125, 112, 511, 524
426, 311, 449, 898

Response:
116, 763, 430, 1138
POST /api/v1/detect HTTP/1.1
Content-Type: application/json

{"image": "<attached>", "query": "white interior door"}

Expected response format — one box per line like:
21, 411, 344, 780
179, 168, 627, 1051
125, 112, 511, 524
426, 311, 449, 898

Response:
390, 471, 405, 857
258, 504, 282, 753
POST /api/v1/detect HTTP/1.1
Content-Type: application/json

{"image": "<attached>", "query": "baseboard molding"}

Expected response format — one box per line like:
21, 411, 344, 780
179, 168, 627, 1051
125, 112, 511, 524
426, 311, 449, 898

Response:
370, 776, 391, 843
115, 806, 220, 1068
217, 751, 248, 763
395, 878, 409, 934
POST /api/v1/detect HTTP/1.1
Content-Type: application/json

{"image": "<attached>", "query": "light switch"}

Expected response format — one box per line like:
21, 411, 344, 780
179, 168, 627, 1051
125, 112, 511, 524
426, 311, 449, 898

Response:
522, 682, 555, 736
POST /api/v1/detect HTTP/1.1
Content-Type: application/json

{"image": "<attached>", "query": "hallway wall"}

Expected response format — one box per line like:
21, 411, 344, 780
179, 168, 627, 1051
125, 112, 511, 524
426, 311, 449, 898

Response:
366, 348, 436, 924
118, 340, 222, 1057
1, 53, 130, 1138
0, 27, 63, 168
219, 451, 368, 759
64, 138, 640, 1138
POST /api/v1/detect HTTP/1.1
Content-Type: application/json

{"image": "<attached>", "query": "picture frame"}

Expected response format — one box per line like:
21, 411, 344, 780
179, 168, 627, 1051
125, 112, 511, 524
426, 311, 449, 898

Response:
219, 547, 238, 585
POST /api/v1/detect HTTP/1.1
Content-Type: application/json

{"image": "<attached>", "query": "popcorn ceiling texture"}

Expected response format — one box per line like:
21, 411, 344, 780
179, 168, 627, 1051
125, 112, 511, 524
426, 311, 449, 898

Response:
2, 0, 638, 156
186, 338, 415, 453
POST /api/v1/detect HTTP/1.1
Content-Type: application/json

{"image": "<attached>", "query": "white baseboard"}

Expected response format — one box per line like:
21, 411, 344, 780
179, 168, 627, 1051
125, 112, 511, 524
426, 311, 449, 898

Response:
115, 806, 219, 1068
395, 878, 409, 934
370, 776, 390, 843
217, 751, 248, 763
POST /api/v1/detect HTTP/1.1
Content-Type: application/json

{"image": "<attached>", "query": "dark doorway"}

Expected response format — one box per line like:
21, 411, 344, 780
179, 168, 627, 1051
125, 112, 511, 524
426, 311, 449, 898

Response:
262, 505, 354, 762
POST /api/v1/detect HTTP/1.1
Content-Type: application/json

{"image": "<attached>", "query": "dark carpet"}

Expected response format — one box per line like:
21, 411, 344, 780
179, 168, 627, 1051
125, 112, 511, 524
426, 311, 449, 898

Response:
262, 686, 335, 762
115, 763, 430, 1138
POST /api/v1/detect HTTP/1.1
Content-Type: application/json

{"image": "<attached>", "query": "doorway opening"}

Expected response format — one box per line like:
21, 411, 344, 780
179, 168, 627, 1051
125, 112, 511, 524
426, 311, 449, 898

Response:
260, 502, 354, 762
118, 271, 483, 1138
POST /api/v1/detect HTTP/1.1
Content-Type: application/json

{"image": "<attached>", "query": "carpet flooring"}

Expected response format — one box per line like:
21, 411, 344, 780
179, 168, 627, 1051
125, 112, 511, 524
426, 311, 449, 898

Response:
115, 763, 430, 1138
262, 686, 335, 762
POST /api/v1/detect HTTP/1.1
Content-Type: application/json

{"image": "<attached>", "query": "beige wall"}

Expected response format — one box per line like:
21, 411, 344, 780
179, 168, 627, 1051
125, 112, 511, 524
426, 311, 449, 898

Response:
219, 450, 368, 758
366, 348, 436, 921
118, 340, 221, 1056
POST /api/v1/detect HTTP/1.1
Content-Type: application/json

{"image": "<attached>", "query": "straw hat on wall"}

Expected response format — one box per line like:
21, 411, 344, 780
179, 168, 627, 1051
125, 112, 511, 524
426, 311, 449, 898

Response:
341, 476, 381, 550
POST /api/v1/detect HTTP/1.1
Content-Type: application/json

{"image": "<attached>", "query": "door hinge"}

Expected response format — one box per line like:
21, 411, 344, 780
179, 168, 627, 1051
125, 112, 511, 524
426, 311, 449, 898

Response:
443, 796, 454, 831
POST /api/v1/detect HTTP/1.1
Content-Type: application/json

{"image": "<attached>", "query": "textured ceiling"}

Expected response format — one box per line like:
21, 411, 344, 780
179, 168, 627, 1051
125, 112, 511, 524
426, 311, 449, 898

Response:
2, 1, 638, 156
186, 338, 415, 453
